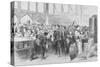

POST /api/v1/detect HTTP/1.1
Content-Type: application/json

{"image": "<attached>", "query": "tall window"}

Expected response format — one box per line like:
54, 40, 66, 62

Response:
63, 4, 68, 13
55, 4, 61, 15
14, 1, 18, 9
38, 3, 44, 13
29, 2, 36, 12
21, 1, 28, 10
48, 3, 53, 15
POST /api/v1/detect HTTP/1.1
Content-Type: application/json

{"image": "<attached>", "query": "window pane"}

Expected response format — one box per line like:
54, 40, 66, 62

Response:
55, 4, 61, 15
48, 3, 53, 15
14, 1, 18, 8
63, 4, 68, 13
29, 2, 36, 12
38, 3, 44, 13
21, 1, 28, 10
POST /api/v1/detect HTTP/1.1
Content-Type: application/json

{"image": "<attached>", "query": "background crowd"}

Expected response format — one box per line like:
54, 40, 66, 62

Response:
12, 20, 97, 61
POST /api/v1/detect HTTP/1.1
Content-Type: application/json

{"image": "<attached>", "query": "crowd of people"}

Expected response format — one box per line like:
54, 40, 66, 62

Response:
13, 20, 93, 61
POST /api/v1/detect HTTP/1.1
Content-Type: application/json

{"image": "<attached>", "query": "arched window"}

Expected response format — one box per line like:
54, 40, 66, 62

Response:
20, 15, 32, 24
14, 15, 19, 24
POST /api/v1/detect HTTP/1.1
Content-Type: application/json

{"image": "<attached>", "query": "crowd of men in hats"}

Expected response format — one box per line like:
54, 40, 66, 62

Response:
13, 20, 90, 61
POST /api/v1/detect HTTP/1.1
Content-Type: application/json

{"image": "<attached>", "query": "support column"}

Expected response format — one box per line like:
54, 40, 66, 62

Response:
45, 3, 49, 25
